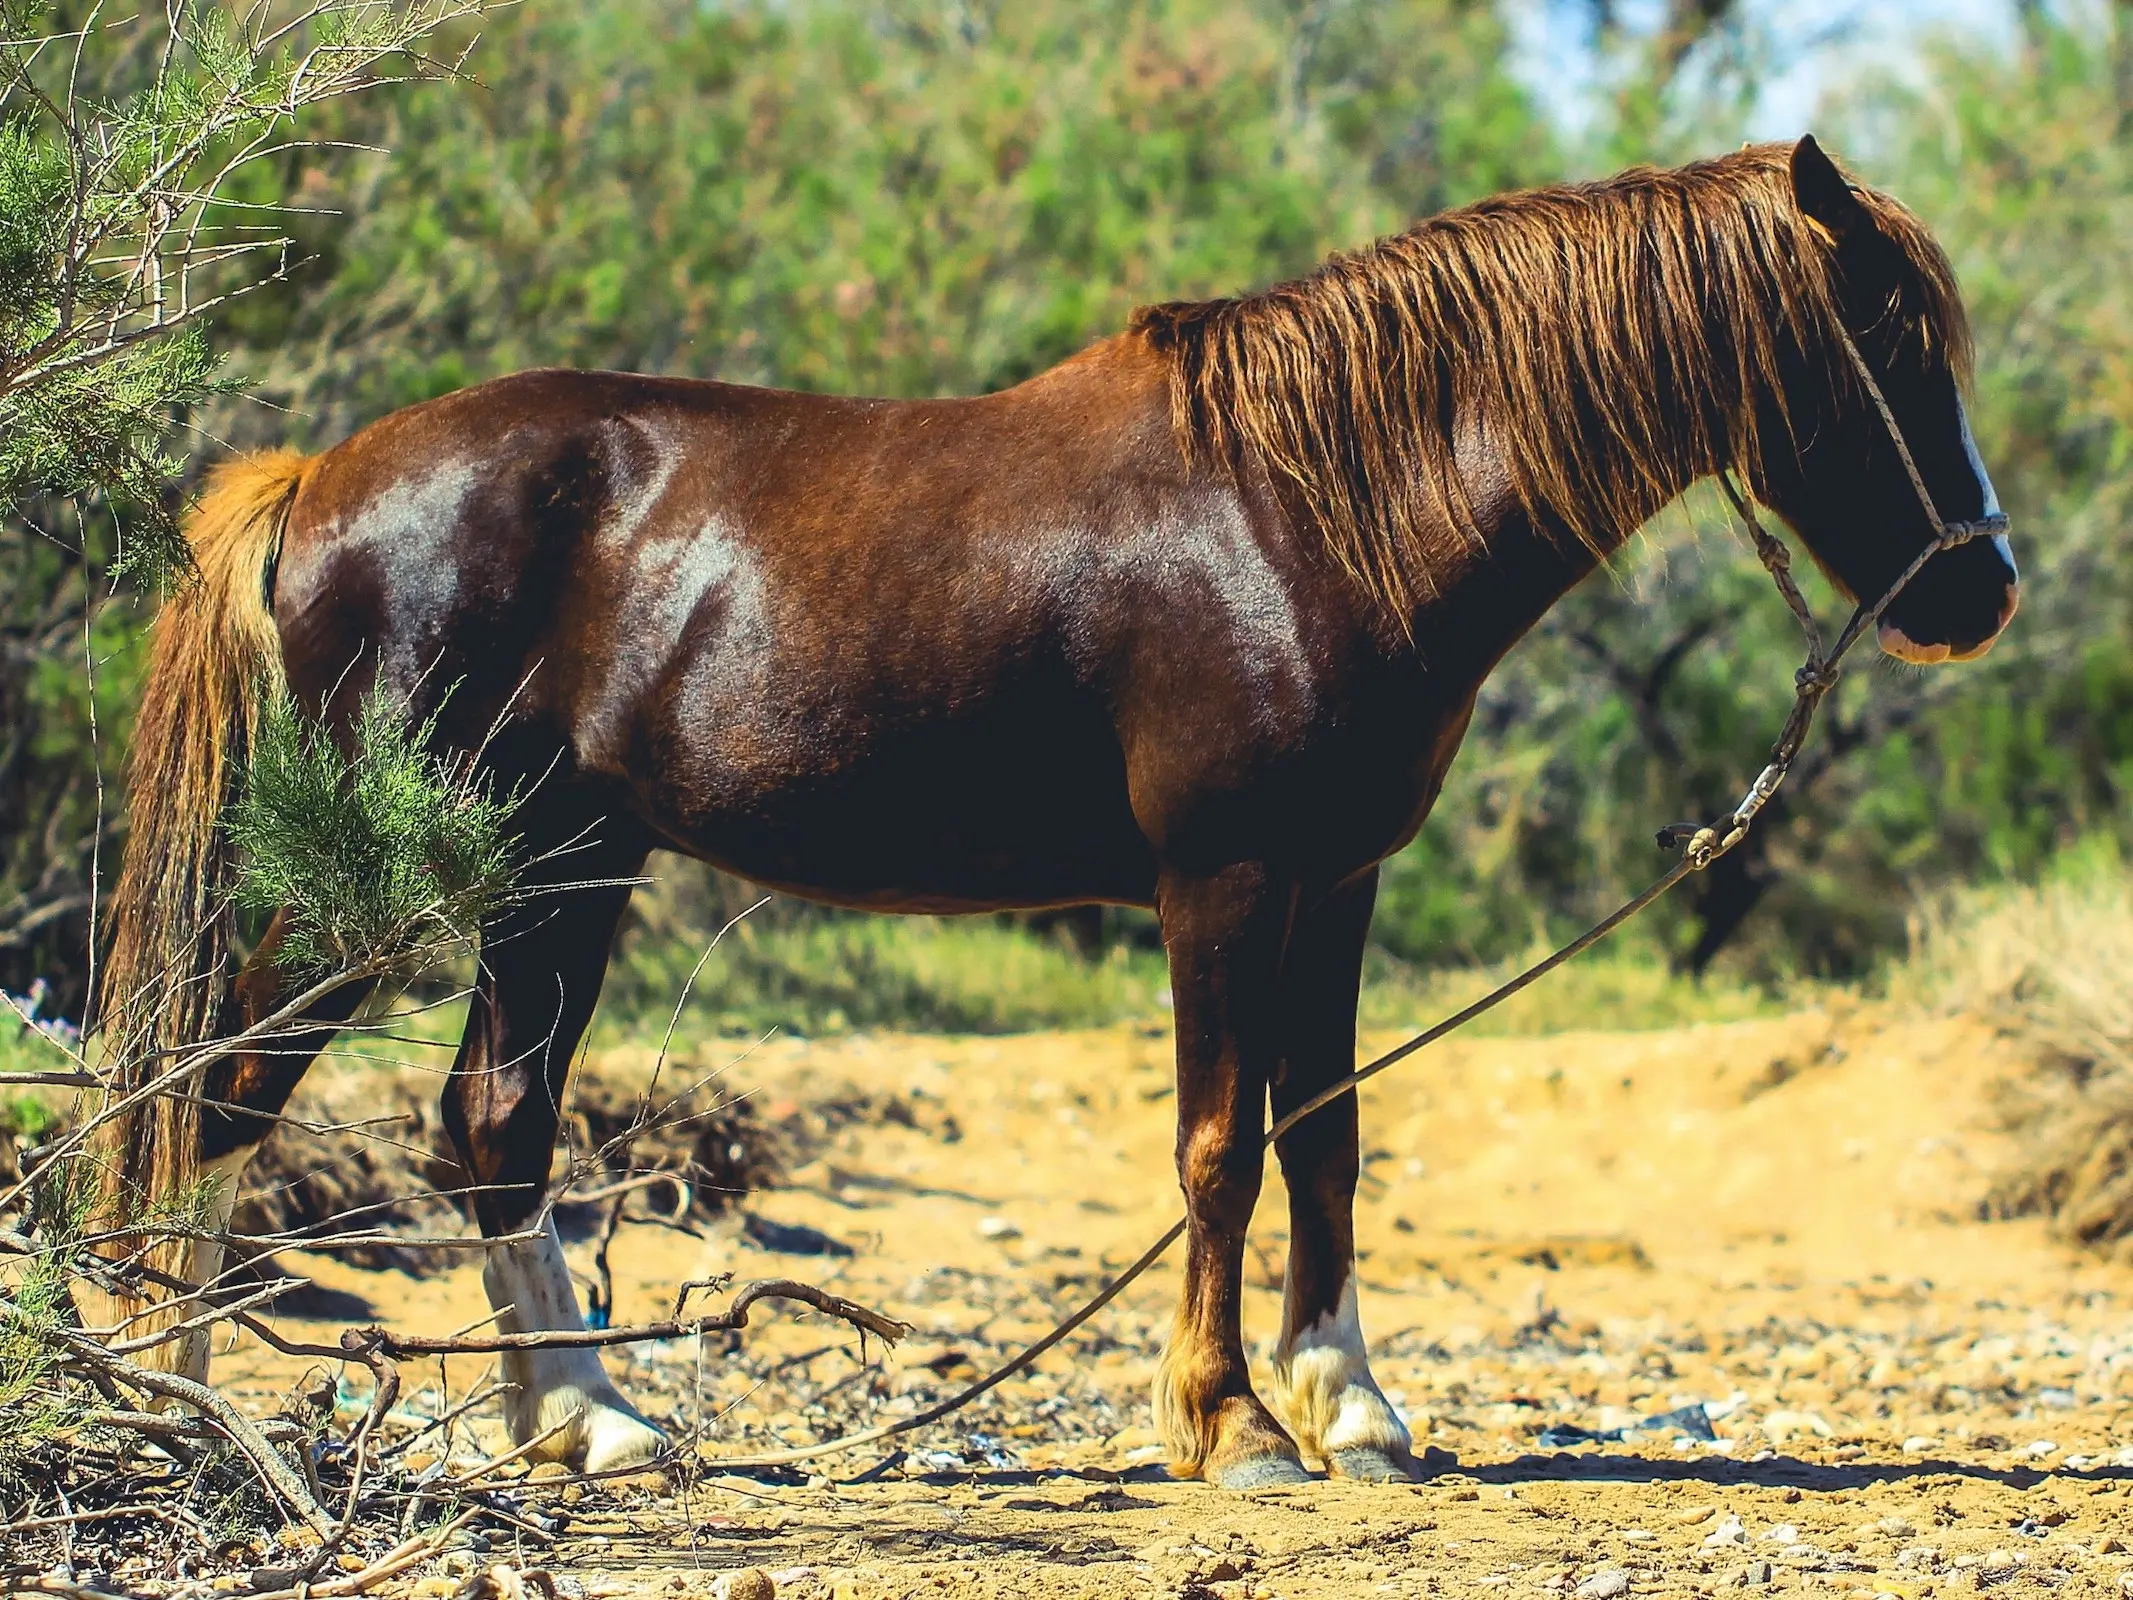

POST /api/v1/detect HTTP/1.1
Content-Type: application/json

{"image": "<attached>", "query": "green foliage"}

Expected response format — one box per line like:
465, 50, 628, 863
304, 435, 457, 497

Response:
0, 1156, 88, 1493
228, 691, 517, 978
0, 1088, 56, 1142
214, 0, 1546, 441
0, 1, 483, 575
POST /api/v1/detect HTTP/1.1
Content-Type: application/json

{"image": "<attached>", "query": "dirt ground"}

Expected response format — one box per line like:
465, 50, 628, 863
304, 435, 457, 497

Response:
209, 1003, 2133, 1599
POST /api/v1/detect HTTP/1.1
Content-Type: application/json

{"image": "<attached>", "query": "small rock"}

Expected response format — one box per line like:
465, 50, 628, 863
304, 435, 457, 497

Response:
2096, 1536, 2126, 1555
1577, 1569, 1631, 1599
1731, 1561, 1773, 1589
1704, 1516, 1748, 1550
1878, 1518, 1917, 1538
977, 1215, 1021, 1239
1674, 1506, 1719, 1526
1901, 1437, 1935, 1454
1759, 1526, 1800, 1546
1620, 1530, 1657, 1544
715, 1572, 775, 1600
2026, 1440, 2059, 1457
1763, 1410, 1833, 1441
1983, 1551, 2019, 1573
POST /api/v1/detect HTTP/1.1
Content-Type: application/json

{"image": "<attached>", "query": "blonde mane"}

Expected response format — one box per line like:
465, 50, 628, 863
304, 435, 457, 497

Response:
1131, 143, 1969, 624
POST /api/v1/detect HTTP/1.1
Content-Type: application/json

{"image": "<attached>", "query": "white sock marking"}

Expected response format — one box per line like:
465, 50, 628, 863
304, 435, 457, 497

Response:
481, 1214, 665, 1472
1272, 1273, 1411, 1460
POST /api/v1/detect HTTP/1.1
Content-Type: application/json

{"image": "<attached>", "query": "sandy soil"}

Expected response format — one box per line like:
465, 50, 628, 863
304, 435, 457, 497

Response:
207, 1003, 2133, 1599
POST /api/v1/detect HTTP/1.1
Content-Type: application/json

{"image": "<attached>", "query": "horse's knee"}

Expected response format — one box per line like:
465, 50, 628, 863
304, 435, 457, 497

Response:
1177, 1120, 1263, 1226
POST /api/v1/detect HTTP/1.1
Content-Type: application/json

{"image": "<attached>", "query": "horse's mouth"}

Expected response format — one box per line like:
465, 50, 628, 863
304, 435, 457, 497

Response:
1876, 582, 2020, 665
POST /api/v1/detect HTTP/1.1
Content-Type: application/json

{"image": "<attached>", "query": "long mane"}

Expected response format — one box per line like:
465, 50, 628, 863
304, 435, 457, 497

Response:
1130, 143, 1969, 625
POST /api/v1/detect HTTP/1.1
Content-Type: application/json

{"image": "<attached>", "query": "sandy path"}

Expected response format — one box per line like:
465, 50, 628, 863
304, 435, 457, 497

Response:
209, 1005, 2133, 1598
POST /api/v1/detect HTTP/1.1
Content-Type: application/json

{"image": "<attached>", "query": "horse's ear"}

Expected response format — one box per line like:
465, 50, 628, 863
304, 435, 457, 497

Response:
1790, 135, 1866, 240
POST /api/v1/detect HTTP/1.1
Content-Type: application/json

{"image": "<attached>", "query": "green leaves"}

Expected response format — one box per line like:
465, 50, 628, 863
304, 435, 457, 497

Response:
228, 689, 517, 979
0, 2, 488, 581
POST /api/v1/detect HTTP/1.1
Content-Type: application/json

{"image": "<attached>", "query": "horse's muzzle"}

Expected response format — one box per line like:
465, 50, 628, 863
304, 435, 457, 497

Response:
1876, 532, 2019, 665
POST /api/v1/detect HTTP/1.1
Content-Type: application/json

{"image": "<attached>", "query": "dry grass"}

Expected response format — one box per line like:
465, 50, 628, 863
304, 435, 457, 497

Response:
1904, 851, 2133, 1256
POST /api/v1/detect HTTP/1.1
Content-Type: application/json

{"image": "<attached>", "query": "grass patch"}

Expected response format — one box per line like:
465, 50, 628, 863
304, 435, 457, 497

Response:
601, 911, 1171, 1039
1359, 938, 1794, 1037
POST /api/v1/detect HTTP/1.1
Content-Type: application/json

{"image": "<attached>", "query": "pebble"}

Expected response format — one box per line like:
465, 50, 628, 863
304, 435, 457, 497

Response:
1577, 1570, 1631, 1599
1620, 1530, 1657, 1544
714, 1572, 775, 1600
976, 1215, 1021, 1239
1759, 1525, 1800, 1545
1900, 1437, 1936, 1453
2025, 1439, 2058, 1456
1703, 1515, 1748, 1549
1731, 1561, 1773, 1588
1763, 1410, 1833, 1440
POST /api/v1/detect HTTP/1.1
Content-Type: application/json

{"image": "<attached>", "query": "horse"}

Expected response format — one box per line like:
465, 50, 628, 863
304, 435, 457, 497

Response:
94, 137, 2018, 1489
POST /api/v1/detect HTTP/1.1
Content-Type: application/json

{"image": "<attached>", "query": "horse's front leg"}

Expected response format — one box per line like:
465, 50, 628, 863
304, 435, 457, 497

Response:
1152, 862, 1311, 1488
1268, 867, 1415, 1480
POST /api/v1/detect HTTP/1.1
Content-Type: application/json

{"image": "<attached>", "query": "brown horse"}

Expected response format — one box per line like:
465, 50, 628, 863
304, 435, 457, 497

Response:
97, 138, 2016, 1487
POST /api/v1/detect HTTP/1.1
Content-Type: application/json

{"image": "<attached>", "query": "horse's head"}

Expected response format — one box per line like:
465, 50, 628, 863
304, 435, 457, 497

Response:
1762, 136, 2018, 664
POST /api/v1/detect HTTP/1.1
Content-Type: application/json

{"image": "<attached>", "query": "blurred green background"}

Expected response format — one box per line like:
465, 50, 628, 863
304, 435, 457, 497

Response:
6, 0, 2131, 1039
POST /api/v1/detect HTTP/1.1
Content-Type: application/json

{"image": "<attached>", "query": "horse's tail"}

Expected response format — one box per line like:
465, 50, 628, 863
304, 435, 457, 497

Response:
93, 450, 311, 1281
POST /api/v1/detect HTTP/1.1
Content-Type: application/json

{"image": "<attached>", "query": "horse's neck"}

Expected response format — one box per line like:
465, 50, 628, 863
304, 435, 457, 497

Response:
1396, 358, 1742, 680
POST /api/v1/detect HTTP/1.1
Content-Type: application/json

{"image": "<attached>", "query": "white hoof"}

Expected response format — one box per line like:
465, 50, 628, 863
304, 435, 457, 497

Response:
483, 1215, 669, 1473
509, 1379, 668, 1474
1272, 1278, 1413, 1466
579, 1397, 669, 1475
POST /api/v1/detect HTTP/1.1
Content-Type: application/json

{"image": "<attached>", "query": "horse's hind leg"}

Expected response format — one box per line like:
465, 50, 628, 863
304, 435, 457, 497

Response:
441, 834, 662, 1474
154, 909, 378, 1381
1268, 867, 1415, 1480
1152, 862, 1311, 1488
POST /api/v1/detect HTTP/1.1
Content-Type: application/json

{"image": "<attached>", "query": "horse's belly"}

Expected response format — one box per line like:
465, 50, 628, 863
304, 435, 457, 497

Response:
629, 693, 1157, 912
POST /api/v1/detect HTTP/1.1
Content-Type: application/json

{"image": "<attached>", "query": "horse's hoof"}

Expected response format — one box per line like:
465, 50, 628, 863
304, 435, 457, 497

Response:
578, 1400, 669, 1476
1330, 1445, 1418, 1482
1209, 1452, 1313, 1490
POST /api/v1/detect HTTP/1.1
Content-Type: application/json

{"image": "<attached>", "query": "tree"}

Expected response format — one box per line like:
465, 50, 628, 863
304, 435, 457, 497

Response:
0, 0, 482, 1014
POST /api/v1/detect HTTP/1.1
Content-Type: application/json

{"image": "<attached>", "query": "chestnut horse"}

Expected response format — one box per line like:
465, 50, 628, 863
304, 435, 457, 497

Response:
98, 139, 2016, 1487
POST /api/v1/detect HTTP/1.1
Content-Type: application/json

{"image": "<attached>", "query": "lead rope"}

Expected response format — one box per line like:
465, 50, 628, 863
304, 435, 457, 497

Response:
686, 326, 2006, 1476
